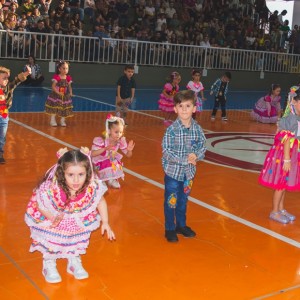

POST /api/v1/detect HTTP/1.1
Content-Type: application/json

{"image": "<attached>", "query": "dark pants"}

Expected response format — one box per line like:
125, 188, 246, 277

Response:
164, 174, 193, 230
211, 96, 227, 118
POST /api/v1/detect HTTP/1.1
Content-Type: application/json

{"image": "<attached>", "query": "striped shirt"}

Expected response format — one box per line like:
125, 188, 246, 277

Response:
162, 118, 206, 181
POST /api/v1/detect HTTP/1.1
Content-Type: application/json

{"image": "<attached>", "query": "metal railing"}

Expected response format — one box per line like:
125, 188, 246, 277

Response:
1, 29, 300, 73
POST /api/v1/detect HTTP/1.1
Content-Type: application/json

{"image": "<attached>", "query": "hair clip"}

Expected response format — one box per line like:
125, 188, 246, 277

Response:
56, 147, 68, 158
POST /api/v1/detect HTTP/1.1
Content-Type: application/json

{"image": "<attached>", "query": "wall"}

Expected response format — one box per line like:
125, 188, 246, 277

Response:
2, 59, 297, 92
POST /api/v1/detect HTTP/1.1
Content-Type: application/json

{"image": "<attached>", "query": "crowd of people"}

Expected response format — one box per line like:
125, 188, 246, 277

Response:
0, 0, 297, 61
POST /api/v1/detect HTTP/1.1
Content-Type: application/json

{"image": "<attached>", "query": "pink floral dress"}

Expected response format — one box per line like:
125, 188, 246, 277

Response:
158, 83, 179, 112
91, 136, 128, 181
251, 94, 281, 123
259, 114, 300, 191
25, 179, 107, 259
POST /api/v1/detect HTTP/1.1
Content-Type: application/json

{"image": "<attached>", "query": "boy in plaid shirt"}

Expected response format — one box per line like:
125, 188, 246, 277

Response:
162, 90, 206, 242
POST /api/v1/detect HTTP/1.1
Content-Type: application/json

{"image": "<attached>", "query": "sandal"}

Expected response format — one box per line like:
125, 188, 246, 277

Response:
269, 212, 290, 224
280, 209, 296, 221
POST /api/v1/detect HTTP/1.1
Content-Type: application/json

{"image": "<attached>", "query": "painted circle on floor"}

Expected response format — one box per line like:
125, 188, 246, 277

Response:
205, 132, 274, 171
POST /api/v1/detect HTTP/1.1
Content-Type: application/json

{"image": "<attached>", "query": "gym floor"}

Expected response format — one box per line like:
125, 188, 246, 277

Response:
1, 86, 299, 300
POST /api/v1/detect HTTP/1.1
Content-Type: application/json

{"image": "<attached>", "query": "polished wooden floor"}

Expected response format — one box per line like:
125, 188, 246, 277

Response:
1, 110, 300, 300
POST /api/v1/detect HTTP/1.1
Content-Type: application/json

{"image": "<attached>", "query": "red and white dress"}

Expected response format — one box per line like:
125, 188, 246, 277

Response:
25, 179, 107, 259
91, 136, 129, 182
186, 80, 204, 112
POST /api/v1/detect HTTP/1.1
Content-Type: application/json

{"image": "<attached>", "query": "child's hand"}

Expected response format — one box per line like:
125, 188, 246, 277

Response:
106, 144, 115, 151
202, 97, 207, 101
101, 222, 116, 241
50, 213, 64, 228
127, 140, 135, 151
187, 153, 197, 165
210, 91, 213, 95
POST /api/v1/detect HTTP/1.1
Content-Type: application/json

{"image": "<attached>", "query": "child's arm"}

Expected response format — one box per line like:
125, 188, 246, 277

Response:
97, 197, 115, 240
131, 87, 135, 101
265, 96, 272, 116
36, 203, 64, 228
91, 137, 114, 157
200, 90, 206, 100
283, 138, 291, 172
116, 85, 121, 104
209, 79, 218, 95
68, 82, 73, 97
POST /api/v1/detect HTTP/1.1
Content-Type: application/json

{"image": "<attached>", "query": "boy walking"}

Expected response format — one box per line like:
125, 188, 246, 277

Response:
116, 65, 136, 125
210, 71, 231, 121
162, 90, 206, 242
0, 65, 31, 164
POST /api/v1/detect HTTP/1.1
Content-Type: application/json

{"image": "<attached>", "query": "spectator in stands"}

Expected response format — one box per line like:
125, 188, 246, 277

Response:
22, 55, 44, 86
279, 19, 290, 49
268, 10, 279, 32
72, 12, 82, 31
84, 0, 96, 23
4, 12, 17, 30
30, 19, 49, 56
68, 0, 84, 21
0, 10, 5, 30
20, 0, 36, 15
165, 1, 176, 22
93, 24, 109, 58
169, 12, 180, 30
144, 0, 155, 28
135, 2, 145, 26
39, 0, 52, 16
278, 9, 287, 25
155, 13, 166, 32
115, 0, 130, 28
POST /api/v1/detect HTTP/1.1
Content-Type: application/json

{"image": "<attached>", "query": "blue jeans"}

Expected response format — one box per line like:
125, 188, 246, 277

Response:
0, 115, 8, 155
164, 174, 193, 231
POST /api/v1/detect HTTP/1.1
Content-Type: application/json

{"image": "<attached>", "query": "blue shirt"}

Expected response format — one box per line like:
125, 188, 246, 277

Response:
162, 118, 206, 181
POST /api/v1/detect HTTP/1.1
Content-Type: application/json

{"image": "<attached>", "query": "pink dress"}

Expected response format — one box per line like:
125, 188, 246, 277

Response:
158, 83, 179, 112
259, 114, 300, 191
186, 80, 204, 112
91, 136, 128, 181
251, 94, 281, 123
25, 179, 107, 259
45, 74, 73, 118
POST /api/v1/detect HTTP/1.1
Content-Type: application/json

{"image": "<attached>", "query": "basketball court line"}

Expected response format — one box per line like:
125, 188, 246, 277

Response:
10, 117, 300, 249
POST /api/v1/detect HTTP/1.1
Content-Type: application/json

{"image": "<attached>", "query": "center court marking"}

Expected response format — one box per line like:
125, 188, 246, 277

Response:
10, 117, 300, 249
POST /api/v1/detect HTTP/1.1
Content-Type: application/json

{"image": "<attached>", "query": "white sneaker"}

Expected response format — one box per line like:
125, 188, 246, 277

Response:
60, 118, 66, 127
67, 256, 89, 280
108, 179, 121, 189
42, 259, 62, 283
50, 116, 57, 127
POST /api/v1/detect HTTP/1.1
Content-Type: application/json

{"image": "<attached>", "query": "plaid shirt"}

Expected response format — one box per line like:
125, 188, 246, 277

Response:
162, 118, 206, 181
210, 78, 229, 98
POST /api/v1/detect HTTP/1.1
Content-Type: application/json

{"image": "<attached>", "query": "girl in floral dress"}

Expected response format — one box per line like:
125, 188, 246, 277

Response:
259, 86, 300, 224
91, 114, 135, 188
158, 71, 181, 126
45, 61, 73, 127
251, 84, 282, 123
186, 69, 206, 119
25, 147, 115, 283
